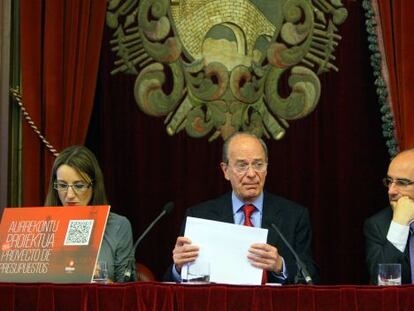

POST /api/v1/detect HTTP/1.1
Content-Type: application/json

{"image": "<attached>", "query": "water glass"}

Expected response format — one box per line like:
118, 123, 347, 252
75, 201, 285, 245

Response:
378, 263, 401, 286
93, 261, 109, 284
182, 261, 210, 283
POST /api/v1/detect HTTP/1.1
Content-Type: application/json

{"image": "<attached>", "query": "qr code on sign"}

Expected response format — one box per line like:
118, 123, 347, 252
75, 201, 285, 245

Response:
64, 220, 94, 246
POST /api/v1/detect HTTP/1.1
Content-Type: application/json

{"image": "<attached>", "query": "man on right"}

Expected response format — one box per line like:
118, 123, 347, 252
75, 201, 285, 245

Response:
364, 148, 414, 284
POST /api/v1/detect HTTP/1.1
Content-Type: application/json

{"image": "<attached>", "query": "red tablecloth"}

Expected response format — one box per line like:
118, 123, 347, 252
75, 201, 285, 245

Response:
1, 282, 414, 311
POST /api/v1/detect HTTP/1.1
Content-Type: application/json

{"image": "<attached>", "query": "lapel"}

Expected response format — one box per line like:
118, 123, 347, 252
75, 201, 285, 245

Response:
262, 192, 283, 228
215, 193, 234, 224
261, 192, 288, 247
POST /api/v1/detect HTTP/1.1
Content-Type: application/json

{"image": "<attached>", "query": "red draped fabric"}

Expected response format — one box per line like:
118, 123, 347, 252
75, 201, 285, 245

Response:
2, 282, 414, 311
19, 0, 106, 205
375, 0, 414, 150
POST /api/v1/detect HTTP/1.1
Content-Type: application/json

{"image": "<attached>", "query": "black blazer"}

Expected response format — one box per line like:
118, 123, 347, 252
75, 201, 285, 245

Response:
364, 207, 411, 284
164, 191, 319, 284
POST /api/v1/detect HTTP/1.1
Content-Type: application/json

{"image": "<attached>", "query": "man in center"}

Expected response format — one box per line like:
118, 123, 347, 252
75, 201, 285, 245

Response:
165, 132, 319, 284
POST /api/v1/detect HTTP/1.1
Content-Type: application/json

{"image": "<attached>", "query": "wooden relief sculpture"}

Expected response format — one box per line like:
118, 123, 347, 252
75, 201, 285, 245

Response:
107, 0, 347, 140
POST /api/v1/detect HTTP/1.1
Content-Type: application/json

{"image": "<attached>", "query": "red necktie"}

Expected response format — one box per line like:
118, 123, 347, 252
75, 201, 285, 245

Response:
242, 204, 255, 226
242, 204, 267, 284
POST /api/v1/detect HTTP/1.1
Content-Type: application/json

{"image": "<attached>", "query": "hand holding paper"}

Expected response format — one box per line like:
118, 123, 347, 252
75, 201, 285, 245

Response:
248, 243, 283, 273
181, 217, 268, 285
172, 236, 199, 272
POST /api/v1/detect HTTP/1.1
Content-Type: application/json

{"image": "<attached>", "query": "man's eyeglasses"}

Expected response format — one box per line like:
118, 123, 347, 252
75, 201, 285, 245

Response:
383, 177, 414, 188
229, 161, 268, 174
54, 182, 93, 193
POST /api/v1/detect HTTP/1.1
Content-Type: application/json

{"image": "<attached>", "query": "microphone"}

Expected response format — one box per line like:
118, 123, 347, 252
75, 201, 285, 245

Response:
123, 201, 175, 281
270, 223, 313, 285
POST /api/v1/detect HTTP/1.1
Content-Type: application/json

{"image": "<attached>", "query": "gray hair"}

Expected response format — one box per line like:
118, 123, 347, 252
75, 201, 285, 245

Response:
222, 132, 268, 163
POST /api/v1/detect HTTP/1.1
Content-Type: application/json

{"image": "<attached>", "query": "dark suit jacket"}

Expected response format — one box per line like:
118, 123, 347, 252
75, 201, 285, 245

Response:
364, 207, 411, 284
164, 191, 319, 284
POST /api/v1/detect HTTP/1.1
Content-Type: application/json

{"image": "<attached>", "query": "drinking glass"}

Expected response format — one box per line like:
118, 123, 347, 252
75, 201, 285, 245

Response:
378, 263, 401, 286
182, 261, 210, 283
93, 261, 109, 284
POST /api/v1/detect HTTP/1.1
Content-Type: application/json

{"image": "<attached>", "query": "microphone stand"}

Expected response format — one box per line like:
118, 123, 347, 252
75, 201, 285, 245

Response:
124, 202, 174, 282
270, 223, 313, 285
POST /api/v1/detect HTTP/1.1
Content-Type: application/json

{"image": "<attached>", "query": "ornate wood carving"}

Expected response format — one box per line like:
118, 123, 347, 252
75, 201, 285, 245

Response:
107, 0, 347, 140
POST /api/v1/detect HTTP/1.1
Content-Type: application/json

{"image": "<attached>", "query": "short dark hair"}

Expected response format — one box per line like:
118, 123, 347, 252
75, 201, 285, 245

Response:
222, 132, 268, 163
45, 145, 108, 206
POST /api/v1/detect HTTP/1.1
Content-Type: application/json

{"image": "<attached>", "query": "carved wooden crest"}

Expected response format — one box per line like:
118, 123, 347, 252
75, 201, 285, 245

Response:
107, 0, 347, 140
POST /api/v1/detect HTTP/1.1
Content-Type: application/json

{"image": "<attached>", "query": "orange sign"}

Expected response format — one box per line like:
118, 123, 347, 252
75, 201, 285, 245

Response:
0, 205, 110, 283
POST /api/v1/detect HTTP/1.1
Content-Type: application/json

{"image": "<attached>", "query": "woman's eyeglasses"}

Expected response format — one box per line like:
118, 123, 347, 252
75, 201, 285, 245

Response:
54, 182, 93, 193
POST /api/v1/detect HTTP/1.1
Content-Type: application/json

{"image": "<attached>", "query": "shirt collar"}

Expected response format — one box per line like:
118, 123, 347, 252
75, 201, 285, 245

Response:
232, 191, 264, 214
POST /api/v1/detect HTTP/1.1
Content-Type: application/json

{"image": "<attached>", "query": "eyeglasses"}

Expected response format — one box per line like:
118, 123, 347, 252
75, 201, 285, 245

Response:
228, 161, 268, 174
54, 181, 93, 193
383, 177, 414, 188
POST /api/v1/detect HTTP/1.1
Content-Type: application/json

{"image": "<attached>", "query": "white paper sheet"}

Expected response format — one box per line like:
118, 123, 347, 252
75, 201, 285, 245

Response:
181, 216, 268, 285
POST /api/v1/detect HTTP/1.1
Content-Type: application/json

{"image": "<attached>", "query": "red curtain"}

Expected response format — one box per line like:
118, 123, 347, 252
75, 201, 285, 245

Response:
20, 0, 106, 205
375, 0, 414, 150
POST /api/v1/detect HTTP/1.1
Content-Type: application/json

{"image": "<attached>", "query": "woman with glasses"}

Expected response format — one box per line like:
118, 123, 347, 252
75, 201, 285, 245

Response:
45, 145, 136, 282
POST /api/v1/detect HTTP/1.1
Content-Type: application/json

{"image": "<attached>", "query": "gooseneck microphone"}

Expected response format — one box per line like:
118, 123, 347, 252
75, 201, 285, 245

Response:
123, 201, 175, 281
270, 223, 313, 285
